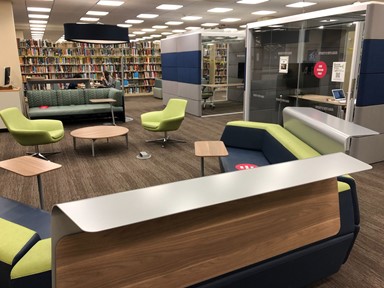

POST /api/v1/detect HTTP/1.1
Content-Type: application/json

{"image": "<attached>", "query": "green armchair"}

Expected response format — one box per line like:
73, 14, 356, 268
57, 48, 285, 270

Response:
0, 107, 64, 159
141, 98, 187, 147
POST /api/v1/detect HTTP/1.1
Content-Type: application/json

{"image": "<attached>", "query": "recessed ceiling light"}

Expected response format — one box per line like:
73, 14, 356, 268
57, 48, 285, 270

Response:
224, 28, 238, 32
27, 7, 51, 12
143, 36, 153, 39
165, 21, 184, 25
181, 16, 202, 21
153, 25, 168, 29
125, 19, 144, 24
30, 27, 45, 31
221, 18, 241, 22
28, 14, 50, 19
185, 26, 201, 30
142, 28, 156, 32
86, 11, 109, 16
201, 23, 219, 27
137, 14, 158, 19
157, 4, 183, 10
239, 24, 247, 28
80, 17, 100, 22
252, 10, 276, 15
151, 34, 162, 38
286, 2, 317, 8
31, 32, 44, 35
161, 32, 173, 35
208, 8, 233, 13
30, 24, 46, 28
173, 29, 186, 33
29, 20, 48, 24
318, 26, 324, 29
133, 31, 146, 35
117, 24, 132, 28
237, 0, 269, 3
97, 1, 124, 6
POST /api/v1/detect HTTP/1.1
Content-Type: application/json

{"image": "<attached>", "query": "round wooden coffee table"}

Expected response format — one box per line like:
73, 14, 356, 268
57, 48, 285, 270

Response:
70, 125, 129, 156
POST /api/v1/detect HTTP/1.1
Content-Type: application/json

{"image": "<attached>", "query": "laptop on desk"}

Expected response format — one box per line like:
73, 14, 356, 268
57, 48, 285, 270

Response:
332, 89, 346, 103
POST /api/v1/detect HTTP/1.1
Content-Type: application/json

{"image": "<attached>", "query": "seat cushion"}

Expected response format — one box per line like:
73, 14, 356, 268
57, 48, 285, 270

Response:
0, 218, 40, 288
10, 239, 52, 288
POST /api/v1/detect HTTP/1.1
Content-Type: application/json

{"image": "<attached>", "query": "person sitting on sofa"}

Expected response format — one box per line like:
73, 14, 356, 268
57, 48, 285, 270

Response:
67, 73, 82, 89
100, 70, 116, 88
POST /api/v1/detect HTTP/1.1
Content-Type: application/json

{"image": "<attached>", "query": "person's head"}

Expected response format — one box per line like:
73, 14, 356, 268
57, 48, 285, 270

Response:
103, 71, 110, 78
73, 73, 82, 78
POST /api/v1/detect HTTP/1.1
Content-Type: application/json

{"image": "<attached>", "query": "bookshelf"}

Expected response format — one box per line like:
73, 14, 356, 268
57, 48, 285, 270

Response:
17, 39, 161, 95
202, 43, 227, 85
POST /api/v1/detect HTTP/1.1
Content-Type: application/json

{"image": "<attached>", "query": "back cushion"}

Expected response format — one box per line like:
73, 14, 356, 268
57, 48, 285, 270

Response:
84, 88, 110, 103
57, 90, 85, 106
262, 133, 298, 164
220, 126, 265, 150
26, 90, 57, 107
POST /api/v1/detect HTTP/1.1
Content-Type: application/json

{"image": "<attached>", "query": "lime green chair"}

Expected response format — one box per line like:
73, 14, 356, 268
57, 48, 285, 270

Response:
0, 107, 64, 159
141, 98, 188, 147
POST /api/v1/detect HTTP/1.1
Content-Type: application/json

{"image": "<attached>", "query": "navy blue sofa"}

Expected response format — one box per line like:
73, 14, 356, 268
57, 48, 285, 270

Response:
191, 121, 361, 288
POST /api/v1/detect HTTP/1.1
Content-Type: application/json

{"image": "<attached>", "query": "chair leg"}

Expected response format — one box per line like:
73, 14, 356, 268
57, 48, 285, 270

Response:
27, 145, 60, 160
145, 132, 186, 148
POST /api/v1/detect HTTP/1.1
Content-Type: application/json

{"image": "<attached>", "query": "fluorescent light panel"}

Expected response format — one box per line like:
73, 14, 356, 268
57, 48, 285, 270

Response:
86, 11, 109, 16
97, 1, 124, 6
286, 2, 317, 8
27, 7, 51, 12
201, 23, 219, 27
181, 16, 202, 21
137, 14, 158, 19
157, 4, 183, 10
208, 8, 233, 13
125, 19, 144, 24
165, 21, 183, 25
28, 14, 49, 19
80, 17, 100, 22
29, 20, 47, 24
117, 24, 132, 27
252, 10, 276, 15
153, 25, 168, 29
221, 18, 241, 22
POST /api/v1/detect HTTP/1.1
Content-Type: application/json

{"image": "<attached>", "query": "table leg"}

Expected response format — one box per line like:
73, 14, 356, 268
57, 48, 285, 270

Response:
200, 157, 205, 177
125, 134, 129, 148
110, 104, 116, 125
36, 174, 44, 209
73, 137, 77, 150
92, 139, 96, 157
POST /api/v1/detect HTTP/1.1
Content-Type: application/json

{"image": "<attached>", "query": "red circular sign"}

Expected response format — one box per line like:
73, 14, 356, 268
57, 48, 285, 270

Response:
235, 163, 258, 170
313, 61, 327, 79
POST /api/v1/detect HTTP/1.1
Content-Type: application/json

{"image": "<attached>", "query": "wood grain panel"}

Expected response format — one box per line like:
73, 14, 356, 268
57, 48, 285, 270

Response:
55, 178, 340, 288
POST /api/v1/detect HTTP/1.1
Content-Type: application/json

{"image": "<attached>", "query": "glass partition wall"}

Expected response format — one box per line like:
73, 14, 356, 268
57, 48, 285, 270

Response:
244, 4, 366, 123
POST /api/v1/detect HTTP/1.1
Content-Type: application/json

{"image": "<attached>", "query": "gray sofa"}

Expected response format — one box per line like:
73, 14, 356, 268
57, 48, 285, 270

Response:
26, 88, 125, 122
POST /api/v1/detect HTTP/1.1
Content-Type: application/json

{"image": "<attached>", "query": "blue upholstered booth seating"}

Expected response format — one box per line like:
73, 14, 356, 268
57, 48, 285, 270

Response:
26, 88, 125, 122
191, 121, 360, 287
0, 197, 51, 288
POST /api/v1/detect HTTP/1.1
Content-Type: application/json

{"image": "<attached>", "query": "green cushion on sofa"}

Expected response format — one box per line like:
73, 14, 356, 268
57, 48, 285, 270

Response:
227, 121, 320, 159
0, 218, 39, 266
11, 238, 51, 279
26, 90, 58, 108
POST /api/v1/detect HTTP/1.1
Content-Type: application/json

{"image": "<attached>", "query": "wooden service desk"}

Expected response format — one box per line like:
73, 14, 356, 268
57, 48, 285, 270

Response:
52, 153, 370, 288
292, 94, 346, 118
295, 94, 346, 106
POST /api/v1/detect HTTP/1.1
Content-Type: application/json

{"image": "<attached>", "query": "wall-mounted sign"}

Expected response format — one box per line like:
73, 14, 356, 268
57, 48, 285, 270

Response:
279, 56, 289, 74
314, 61, 327, 79
331, 62, 346, 82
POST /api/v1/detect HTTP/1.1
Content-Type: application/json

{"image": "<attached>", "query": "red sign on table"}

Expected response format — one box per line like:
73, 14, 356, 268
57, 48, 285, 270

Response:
235, 163, 258, 170
313, 61, 327, 79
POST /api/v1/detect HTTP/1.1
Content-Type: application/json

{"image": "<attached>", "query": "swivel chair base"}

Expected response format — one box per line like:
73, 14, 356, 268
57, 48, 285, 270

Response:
27, 145, 60, 161
145, 132, 185, 148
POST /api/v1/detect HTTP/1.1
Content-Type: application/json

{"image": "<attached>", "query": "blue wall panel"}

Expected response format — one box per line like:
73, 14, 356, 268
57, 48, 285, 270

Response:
161, 51, 201, 84
177, 51, 201, 68
360, 39, 384, 74
356, 73, 384, 106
